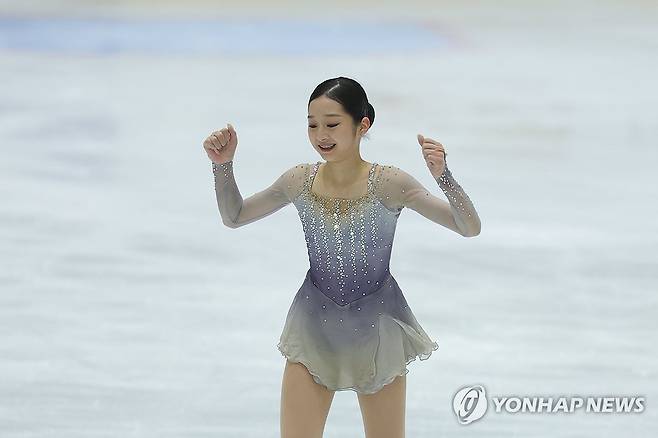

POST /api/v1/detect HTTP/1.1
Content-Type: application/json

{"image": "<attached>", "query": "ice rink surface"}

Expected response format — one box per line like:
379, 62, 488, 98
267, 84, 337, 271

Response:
1, 0, 656, 436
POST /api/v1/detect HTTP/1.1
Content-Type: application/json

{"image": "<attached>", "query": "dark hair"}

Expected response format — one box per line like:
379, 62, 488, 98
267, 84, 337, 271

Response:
308, 76, 375, 139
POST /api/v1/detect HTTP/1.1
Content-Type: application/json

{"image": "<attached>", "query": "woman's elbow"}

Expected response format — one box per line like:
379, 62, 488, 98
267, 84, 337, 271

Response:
221, 216, 241, 229
457, 219, 481, 237
462, 223, 481, 237
463, 229, 480, 237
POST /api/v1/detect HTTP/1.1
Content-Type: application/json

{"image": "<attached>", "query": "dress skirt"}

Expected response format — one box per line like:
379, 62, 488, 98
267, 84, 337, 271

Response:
277, 269, 439, 394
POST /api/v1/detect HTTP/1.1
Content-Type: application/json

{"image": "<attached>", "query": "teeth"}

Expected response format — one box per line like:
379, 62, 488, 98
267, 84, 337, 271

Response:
320, 144, 335, 149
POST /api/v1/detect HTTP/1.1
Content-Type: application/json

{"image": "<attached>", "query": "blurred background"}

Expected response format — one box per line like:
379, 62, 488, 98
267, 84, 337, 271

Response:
1, 0, 656, 436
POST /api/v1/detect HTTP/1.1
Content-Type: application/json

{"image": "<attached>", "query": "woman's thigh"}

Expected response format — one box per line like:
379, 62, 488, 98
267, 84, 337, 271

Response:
280, 359, 335, 438
357, 374, 406, 438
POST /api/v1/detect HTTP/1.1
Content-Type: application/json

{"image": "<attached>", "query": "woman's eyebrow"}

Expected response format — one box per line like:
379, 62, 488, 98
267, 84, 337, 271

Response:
307, 114, 343, 119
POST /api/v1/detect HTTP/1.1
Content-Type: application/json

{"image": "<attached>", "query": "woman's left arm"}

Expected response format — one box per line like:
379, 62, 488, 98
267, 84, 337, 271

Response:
379, 134, 481, 237
434, 164, 481, 236
388, 164, 481, 237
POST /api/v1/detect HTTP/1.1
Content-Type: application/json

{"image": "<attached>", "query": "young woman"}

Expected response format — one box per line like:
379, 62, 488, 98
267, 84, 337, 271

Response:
203, 77, 480, 438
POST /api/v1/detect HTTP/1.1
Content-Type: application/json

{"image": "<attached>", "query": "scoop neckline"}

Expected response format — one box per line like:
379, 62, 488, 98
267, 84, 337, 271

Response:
308, 161, 377, 201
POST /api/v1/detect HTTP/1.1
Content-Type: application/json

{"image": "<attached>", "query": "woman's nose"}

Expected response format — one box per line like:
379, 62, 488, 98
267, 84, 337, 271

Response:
316, 128, 329, 139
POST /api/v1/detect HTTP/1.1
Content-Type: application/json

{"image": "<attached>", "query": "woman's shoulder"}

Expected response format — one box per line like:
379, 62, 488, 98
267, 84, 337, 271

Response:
372, 162, 413, 186
273, 162, 314, 201
372, 162, 423, 200
374, 162, 410, 173
279, 161, 313, 176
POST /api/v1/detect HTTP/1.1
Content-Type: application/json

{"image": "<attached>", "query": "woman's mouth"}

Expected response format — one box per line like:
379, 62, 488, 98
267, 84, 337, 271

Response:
319, 143, 336, 151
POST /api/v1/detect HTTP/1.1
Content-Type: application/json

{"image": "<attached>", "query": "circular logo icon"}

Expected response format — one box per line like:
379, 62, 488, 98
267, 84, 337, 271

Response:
453, 384, 488, 425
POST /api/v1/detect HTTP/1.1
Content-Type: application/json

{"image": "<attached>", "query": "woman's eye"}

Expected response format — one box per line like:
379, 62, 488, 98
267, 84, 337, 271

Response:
308, 124, 339, 128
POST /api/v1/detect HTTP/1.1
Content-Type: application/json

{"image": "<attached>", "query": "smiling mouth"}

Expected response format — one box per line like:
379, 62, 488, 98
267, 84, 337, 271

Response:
319, 143, 336, 150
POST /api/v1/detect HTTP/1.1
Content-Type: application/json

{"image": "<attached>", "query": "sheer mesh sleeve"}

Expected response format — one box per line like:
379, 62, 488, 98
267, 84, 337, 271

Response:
374, 162, 481, 237
212, 160, 310, 228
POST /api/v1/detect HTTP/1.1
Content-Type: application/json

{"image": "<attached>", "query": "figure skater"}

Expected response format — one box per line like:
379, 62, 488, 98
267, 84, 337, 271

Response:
203, 76, 480, 438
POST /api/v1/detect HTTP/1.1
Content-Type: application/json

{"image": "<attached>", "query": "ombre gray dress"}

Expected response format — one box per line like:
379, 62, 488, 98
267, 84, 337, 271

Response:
212, 159, 479, 394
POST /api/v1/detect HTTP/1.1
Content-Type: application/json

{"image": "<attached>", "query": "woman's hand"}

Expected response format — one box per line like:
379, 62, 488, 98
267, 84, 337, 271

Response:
203, 123, 238, 164
417, 133, 447, 178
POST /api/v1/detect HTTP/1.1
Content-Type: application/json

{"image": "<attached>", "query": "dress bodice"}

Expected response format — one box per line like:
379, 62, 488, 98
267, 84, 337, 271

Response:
292, 161, 400, 306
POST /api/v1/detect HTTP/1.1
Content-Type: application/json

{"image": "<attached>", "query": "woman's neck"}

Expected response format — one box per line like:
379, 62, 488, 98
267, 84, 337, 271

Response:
320, 158, 371, 187
314, 158, 372, 197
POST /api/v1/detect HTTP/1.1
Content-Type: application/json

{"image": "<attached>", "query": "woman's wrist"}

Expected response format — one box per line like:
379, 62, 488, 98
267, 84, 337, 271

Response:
431, 162, 450, 182
211, 160, 233, 182
212, 159, 233, 169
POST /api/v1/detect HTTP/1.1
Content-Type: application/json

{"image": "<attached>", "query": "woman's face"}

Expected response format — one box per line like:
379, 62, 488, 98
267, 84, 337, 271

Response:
308, 95, 370, 161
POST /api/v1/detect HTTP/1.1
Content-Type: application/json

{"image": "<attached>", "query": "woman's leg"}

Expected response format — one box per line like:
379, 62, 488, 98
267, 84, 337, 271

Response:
280, 359, 335, 438
357, 374, 406, 438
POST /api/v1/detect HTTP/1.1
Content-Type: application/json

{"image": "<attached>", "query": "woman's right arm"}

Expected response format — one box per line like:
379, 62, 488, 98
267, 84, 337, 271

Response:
213, 160, 307, 228
204, 123, 307, 228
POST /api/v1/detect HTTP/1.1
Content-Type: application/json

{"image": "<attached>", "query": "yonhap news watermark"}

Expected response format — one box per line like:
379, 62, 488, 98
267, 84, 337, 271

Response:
452, 384, 646, 425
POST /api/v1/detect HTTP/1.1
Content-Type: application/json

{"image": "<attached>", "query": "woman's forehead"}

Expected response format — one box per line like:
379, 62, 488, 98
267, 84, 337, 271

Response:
309, 97, 344, 113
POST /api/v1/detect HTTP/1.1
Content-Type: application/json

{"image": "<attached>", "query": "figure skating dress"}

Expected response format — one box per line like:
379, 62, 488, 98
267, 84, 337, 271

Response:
212, 159, 478, 394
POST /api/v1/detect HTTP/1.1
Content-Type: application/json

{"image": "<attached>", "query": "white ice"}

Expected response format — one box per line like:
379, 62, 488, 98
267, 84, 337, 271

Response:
0, 0, 656, 436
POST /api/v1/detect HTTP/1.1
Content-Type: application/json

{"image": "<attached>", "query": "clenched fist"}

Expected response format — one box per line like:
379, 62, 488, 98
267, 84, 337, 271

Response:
417, 133, 447, 178
203, 123, 238, 164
